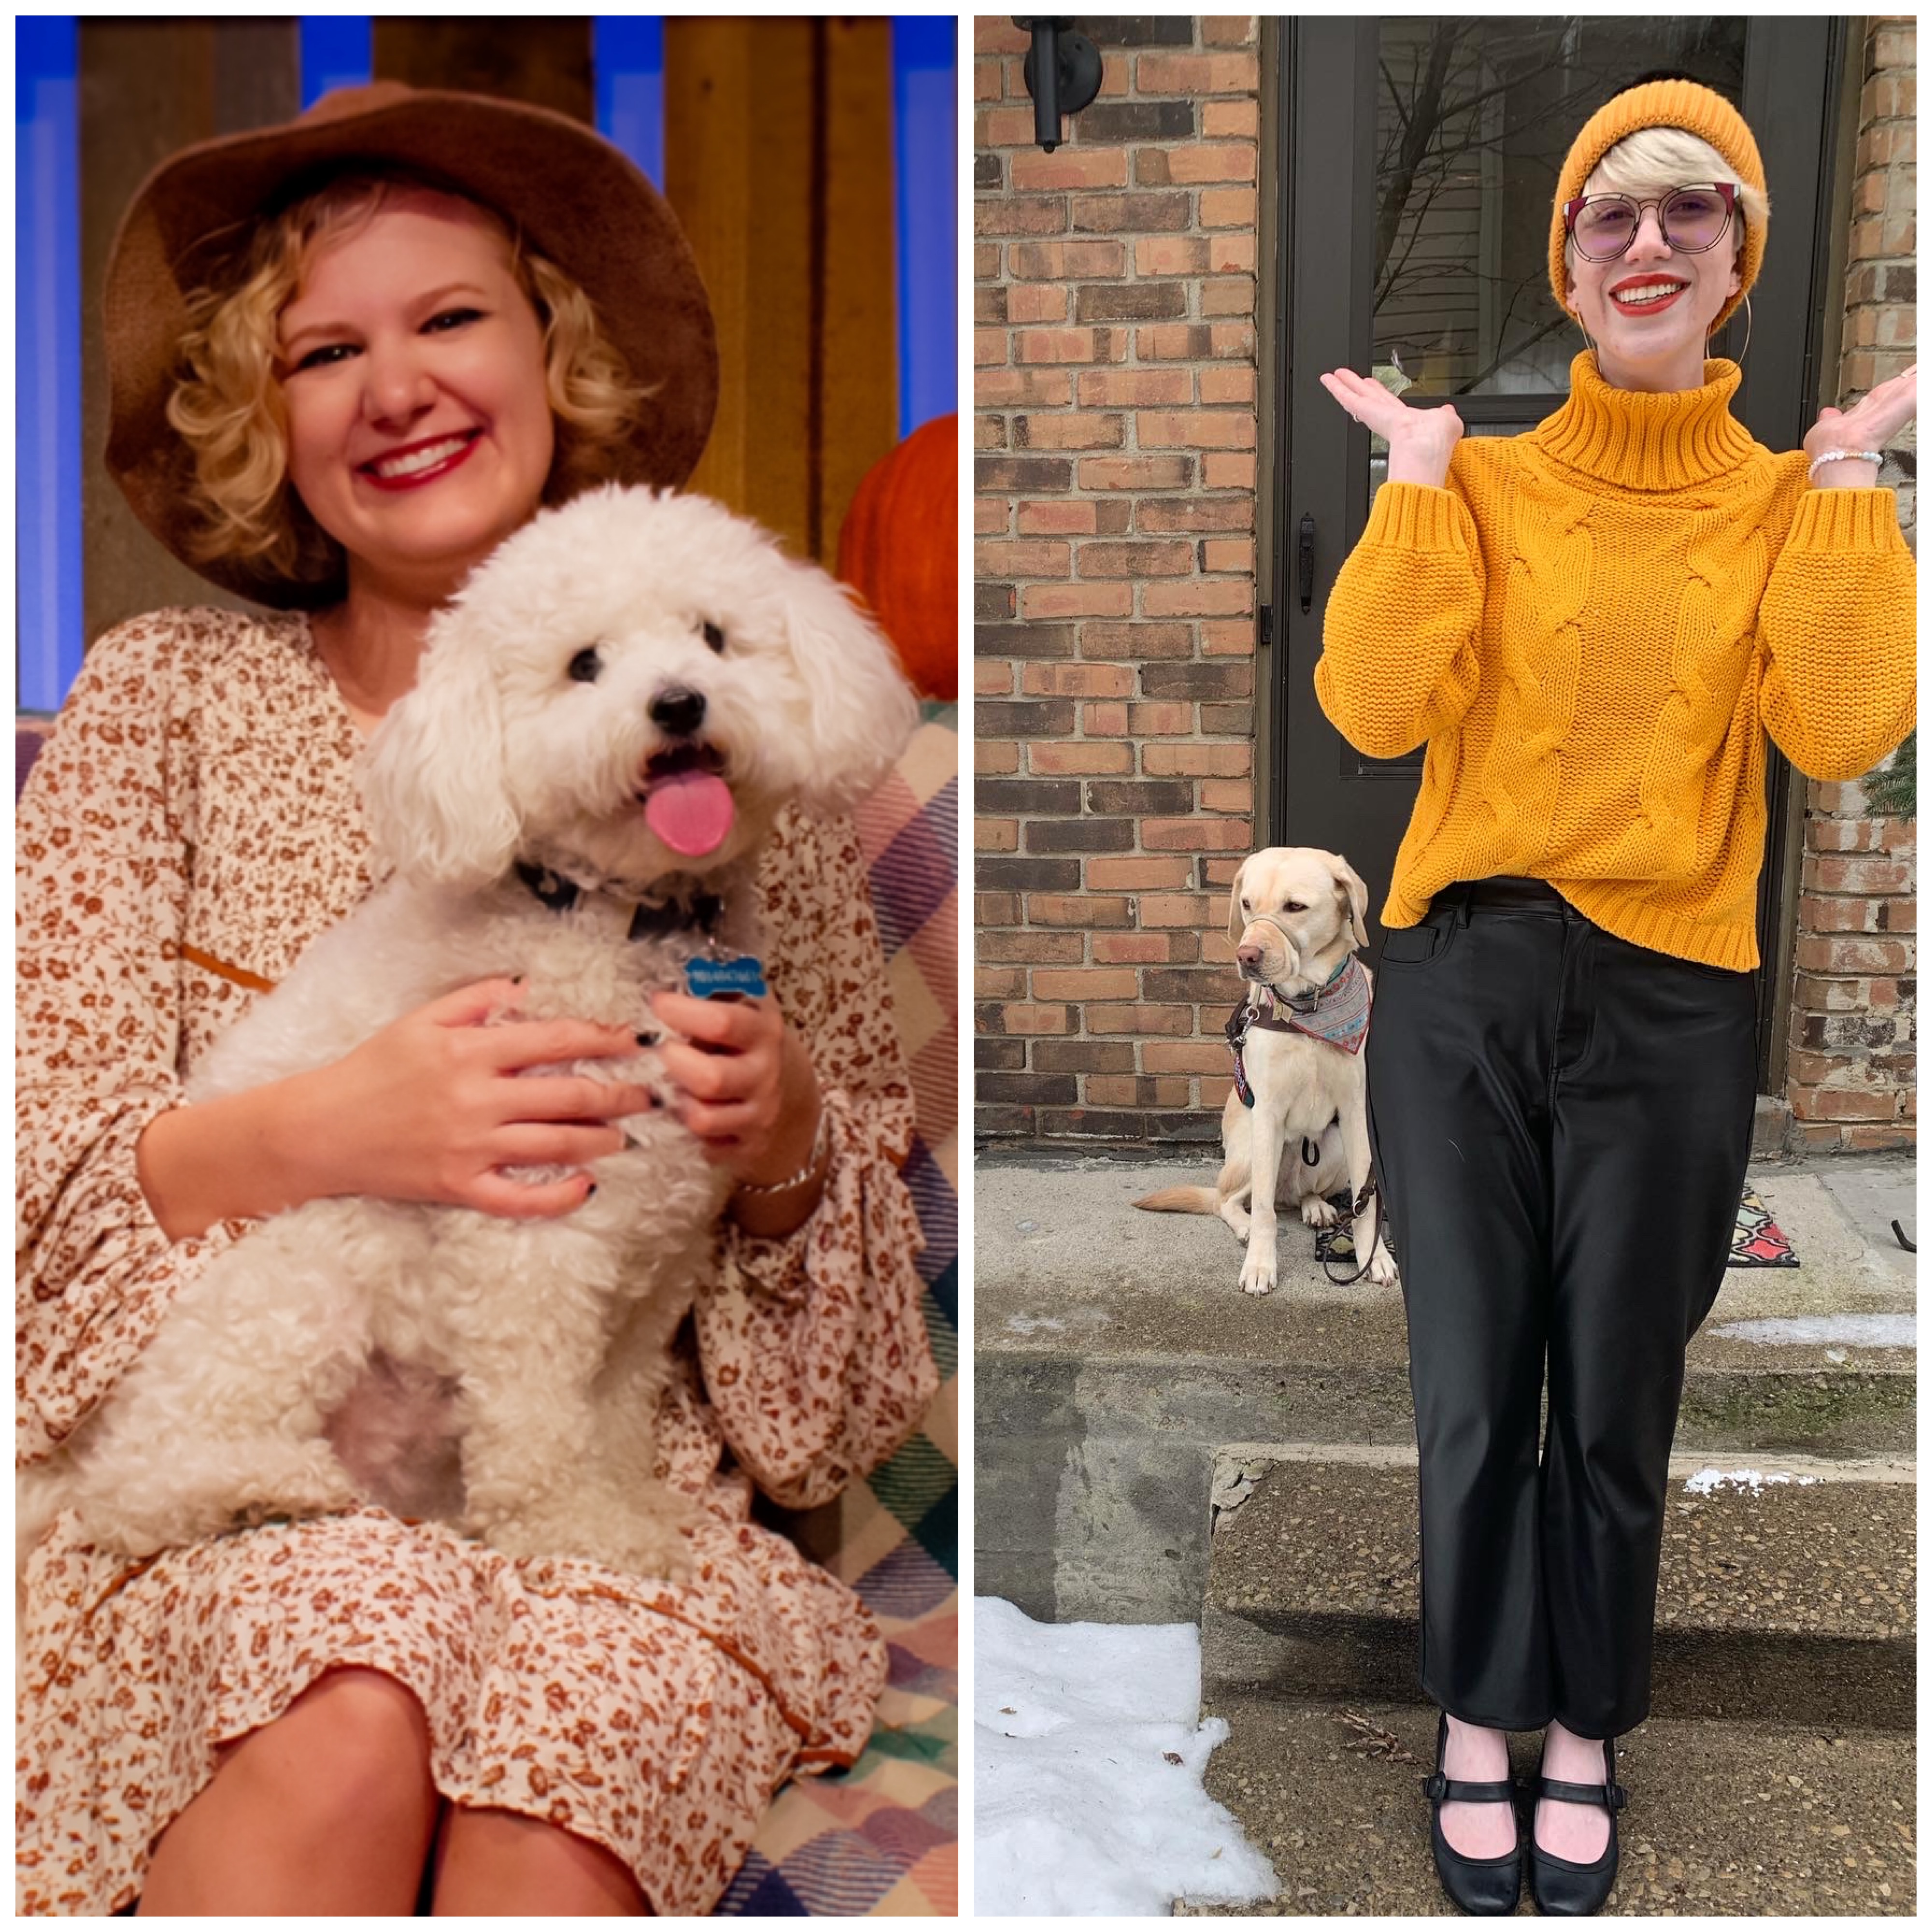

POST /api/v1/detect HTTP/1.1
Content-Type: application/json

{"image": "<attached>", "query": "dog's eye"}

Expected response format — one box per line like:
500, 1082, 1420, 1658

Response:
701, 621, 726, 655
1284, 901, 1306, 913
568, 646, 601, 684
1240, 899, 1251, 911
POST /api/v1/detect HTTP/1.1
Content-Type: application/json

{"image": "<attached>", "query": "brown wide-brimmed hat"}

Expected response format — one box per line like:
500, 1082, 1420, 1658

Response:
105, 82, 718, 607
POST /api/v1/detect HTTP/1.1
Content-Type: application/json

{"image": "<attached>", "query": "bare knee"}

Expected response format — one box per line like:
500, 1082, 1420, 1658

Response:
222, 1666, 436, 1840
142, 1668, 438, 1914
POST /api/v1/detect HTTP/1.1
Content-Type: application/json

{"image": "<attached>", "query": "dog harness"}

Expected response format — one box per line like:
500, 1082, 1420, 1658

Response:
1223, 954, 1372, 1111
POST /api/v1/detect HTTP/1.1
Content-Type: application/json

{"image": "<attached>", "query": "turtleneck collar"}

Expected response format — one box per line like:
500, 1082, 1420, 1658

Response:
1532, 351, 1761, 490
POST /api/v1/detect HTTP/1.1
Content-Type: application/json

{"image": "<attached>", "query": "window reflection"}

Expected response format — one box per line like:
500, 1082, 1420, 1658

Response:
1372, 18, 1747, 398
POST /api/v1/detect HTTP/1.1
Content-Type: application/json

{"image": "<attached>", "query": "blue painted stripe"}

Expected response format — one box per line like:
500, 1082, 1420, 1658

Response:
891, 17, 957, 437
594, 16, 664, 187
298, 15, 371, 108
17, 17, 84, 710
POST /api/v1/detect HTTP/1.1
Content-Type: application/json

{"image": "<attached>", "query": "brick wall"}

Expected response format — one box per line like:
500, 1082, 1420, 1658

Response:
974, 16, 1262, 1143
1786, 14, 1917, 1153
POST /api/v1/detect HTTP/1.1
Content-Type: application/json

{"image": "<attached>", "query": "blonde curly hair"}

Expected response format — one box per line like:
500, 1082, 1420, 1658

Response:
165, 169, 649, 603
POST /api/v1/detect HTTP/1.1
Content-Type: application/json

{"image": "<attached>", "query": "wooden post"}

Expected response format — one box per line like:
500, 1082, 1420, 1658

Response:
665, 19, 896, 564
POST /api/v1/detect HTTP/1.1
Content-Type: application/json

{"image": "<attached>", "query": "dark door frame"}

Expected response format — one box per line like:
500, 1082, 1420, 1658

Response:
1266, 15, 1852, 1095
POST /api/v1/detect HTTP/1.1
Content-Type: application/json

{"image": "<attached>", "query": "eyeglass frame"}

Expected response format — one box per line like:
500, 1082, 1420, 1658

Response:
1561, 181, 1740, 262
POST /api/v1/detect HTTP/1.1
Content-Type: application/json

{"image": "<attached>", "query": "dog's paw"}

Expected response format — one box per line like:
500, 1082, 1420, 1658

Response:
1366, 1246, 1400, 1288
1299, 1193, 1340, 1229
1238, 1250, 1278, 1297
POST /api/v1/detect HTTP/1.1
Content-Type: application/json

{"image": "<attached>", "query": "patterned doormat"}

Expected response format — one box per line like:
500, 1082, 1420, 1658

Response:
1314, 1186, 1799, 1269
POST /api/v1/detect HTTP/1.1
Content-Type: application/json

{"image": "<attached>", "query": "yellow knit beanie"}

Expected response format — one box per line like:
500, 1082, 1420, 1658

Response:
1550, 79, 1767, 336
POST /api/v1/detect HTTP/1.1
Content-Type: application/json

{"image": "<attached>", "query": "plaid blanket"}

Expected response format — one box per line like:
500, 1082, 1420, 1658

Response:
718, 707, 959, 1916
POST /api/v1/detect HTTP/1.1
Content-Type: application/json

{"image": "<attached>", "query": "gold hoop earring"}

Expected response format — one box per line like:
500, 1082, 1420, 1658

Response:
1713, 294, 1752, 368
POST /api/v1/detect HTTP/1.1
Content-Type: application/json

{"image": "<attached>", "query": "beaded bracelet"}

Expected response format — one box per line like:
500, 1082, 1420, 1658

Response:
733, 1105, 830, 1197
1807, 448, 1885, 480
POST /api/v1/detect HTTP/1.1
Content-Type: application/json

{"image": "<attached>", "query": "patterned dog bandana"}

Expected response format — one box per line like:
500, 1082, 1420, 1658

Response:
1267, 954, 1372, 1056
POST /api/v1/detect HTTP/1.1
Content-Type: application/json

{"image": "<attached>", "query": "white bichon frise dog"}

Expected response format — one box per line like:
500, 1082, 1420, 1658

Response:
19, 485, 917, 1585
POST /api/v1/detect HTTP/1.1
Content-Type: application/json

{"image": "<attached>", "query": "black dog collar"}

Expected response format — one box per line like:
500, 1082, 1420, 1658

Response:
513, 861, 724, 943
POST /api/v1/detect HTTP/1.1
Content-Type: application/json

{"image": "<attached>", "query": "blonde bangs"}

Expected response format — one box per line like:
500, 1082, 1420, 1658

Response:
1566, 126, 1768, 272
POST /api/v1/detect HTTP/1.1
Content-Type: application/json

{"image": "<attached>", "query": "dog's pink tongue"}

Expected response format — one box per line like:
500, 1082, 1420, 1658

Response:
644, 769, 736, 856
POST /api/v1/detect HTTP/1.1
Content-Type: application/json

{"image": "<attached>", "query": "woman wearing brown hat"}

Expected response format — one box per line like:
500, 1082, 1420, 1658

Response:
16, 85, 936, 1916
1316, 79, 1914, 1914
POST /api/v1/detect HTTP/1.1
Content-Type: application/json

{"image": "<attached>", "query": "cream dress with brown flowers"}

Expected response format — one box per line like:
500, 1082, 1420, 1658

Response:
16, 607, 939, 1917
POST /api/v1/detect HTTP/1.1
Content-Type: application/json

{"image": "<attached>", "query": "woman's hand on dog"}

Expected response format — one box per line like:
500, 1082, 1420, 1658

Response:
317, 977, 662, 1217
137, 976, 656, 1236
1319, 367, 1463, 489
650, 989, 827, 1236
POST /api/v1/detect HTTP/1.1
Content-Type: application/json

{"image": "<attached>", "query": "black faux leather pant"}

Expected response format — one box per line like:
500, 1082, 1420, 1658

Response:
1364, 878, 1758, 1736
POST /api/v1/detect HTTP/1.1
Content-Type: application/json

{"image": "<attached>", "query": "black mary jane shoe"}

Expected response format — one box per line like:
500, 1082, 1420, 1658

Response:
1422, 1712, 1523, 1915
1527, 1735, 1627, 1915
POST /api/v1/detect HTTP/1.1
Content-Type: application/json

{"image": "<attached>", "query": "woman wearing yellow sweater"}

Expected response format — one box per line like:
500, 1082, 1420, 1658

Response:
1314, 81, 1914, 1916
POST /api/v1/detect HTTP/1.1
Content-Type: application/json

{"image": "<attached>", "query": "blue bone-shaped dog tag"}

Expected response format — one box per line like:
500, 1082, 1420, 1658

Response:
683, 953, 769, 1001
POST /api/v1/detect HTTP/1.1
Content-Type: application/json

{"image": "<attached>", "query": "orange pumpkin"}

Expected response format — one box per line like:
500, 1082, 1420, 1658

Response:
836, 413, 957, 700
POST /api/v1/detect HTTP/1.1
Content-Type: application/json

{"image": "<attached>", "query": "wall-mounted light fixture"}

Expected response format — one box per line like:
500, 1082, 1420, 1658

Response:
1012, 17, 1102, 152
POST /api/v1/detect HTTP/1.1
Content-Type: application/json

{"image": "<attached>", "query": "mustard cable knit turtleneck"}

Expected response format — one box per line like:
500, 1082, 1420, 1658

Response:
1315, 352, 1917, 970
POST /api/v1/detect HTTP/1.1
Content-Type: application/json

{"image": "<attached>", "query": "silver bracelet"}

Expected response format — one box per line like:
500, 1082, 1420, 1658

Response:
733, 1105, 830, 1197
1807, 448, 1885, 480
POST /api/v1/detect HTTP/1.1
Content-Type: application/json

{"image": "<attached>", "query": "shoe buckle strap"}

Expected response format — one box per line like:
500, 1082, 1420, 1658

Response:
1537, 1774, 1624, 1810
1427, 1771, 1519, 1805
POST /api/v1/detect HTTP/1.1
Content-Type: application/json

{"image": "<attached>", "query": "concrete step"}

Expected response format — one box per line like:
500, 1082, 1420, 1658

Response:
1204, 1451, 1914, 1731
976, 1154, 1916, 1624
1175, 1696, 1915, 1916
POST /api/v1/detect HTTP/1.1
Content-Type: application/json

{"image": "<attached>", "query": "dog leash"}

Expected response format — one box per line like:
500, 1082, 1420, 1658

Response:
1319, 1168, 1391, 1287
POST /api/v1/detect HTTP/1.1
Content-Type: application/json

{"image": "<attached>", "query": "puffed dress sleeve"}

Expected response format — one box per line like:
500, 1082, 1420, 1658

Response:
695, 809, 939, 1511
16, 615, 250, 1463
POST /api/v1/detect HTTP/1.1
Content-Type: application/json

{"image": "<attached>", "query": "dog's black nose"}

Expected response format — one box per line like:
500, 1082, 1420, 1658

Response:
649, 686, 707, 737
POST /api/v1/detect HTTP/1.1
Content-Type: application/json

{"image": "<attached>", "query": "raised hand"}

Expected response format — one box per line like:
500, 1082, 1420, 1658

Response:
1805, 365, 1917, 487
1319, 367, 1464, 490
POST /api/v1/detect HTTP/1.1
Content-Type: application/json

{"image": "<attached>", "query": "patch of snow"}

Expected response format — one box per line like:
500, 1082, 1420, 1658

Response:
1710, 1313, 1916, 1350
1004, 1313, 1065, 1335
1682, 1467, 1822, 1496
973, 1598, 1278, 1916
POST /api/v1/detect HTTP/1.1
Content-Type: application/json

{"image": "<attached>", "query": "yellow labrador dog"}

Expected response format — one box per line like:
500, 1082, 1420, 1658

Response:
1136, 847, 1397, 1295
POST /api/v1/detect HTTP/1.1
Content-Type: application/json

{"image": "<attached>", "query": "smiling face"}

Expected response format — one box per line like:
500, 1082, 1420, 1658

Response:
1564, 156, 1743, 395
277, 190, 555, 605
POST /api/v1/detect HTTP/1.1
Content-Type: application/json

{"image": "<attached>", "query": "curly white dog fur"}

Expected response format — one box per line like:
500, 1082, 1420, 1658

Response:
19, 486, 916, 1584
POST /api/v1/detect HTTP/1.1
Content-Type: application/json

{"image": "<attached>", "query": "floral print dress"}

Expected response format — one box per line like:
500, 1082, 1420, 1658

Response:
16, 607, 939, 1917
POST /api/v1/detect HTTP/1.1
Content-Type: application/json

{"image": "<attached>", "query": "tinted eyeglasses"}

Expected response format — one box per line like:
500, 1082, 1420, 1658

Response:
1563, 183, 1739, 262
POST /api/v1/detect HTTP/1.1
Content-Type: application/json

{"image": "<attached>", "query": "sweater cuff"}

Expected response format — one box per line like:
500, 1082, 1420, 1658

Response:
1362, 481, 1472, 555
1787, 485, 1901, 553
